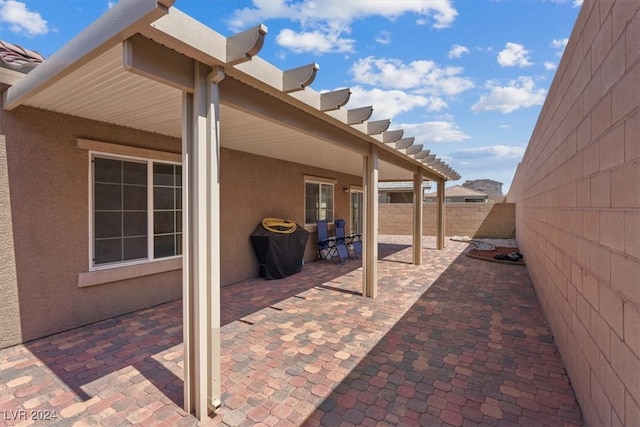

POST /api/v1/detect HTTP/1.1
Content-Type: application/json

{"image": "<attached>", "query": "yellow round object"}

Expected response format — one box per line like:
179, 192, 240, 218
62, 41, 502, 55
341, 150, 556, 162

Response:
262, 218, 297, 234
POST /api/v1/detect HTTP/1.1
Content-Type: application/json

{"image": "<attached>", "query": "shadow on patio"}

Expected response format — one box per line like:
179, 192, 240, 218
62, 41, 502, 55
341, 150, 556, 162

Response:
215, 236, 583, 426
221, 242, 410, 325
303, 246, 583, 426
0, 239, 407, 426
0, 237, 583, 426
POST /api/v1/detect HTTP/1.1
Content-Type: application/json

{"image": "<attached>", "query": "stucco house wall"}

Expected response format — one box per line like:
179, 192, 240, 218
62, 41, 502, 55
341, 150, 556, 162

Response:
0, 103, 362, 348
220, 148, 361, 286
507, 1, 639, 425
0, 105, 183, 348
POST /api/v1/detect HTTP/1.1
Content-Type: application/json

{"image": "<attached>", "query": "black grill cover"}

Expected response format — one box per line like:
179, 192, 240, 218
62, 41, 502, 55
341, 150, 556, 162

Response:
250, 223, 309, 280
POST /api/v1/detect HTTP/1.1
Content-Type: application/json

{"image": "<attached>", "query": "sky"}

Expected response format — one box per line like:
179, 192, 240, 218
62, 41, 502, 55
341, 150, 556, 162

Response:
0, 0, 583, 193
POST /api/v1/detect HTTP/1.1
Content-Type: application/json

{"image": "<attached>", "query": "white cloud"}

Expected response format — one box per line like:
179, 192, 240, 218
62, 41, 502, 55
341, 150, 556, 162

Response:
551, 38, 568, 50
350, 56, 474, 96
546, 0, 583, 5
229, 0, 457, 54
229, 0, 458, 30
0, 0, 47, 36
472, 77, 547, 114
551, 37, 568, 57
497, 42, 533, 67
499, 124, 511, 129
348, 86, 446, 120
450, 145, 525, 161
399, 121, 471, 144
448, 44, 469, 59
276, 29, 355, 54
544, 61, 557, 70
375, 31, 391, 45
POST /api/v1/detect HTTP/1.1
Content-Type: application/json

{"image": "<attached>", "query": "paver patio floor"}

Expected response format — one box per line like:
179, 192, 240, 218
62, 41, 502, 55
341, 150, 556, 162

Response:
0, 236, 583, 426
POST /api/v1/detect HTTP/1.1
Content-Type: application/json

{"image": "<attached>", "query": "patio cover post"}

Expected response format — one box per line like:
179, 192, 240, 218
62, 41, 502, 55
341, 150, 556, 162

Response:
182, 61, 223, 420
436, 179, 446, 250
413, 170, 423, 265
362, 145, 379, 298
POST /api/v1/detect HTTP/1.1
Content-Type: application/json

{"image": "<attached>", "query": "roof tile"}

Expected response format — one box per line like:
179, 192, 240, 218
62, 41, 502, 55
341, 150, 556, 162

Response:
0, 40, 44, 73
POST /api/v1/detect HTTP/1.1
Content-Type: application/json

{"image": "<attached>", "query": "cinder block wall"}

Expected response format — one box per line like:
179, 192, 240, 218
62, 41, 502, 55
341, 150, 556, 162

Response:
379, 202, 515, 238
508, 1, 639, 425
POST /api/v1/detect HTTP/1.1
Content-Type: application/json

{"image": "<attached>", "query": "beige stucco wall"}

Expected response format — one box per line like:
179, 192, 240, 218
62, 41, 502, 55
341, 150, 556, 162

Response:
0, 103, 364, 347
379, 202, 515, 238
508, 1, 639, 425
0, 105, 182, 348
220, 148, 362, 285
0, 134, 22, 347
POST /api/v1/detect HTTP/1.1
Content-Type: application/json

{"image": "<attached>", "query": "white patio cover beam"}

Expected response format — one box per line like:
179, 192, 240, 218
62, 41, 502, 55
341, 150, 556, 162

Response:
437, 179, 446, 250
123, 34, 194, 92
377, 149, 441, 182
4, 0, 175, 110
220, 77, 370, 156
182, 62, 223, 420
413, 170, 423, 265
362, 145, 379, 298
145, 9, 462, 180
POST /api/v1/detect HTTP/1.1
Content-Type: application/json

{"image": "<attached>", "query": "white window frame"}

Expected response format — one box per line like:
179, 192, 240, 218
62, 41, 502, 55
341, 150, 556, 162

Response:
349, 186, 363, 236
89, 150, 182, 271
304, 175, 336, 226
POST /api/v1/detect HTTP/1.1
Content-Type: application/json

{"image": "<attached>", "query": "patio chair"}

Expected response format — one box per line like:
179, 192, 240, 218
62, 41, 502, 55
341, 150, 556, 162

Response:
334, 241, 350, 264
315, 220, 337, 261
335, 219, 346, 245
350, 235, 362, 260
336, 218, 362, 260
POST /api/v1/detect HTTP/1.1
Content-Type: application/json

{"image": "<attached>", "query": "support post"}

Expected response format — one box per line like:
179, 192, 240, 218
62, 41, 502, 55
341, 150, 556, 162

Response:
362, 145, 379, 298
436, 179, 445, 250
413, 170, 423, 265
182, 61, 223, 420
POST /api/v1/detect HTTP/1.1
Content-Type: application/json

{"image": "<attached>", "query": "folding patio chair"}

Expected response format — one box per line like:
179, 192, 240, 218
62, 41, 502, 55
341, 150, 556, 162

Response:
333, 219, 351, 264
350, 235, 362, 260
336, 218, 362, 261
314, 220, 337, 261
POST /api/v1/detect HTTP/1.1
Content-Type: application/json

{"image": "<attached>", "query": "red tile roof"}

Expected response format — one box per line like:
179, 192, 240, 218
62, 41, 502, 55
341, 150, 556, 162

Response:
0, 40, 43, 73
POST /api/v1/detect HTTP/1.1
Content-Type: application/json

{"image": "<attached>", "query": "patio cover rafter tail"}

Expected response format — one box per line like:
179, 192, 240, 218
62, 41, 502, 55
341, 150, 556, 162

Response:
282, 63, 319, 93
413, 150, 431, 160
395, 137, 415, 149
405, 144, 423, 155
334, 105, 374, 125
140, 10, 457, 181
377, 129, 404, 144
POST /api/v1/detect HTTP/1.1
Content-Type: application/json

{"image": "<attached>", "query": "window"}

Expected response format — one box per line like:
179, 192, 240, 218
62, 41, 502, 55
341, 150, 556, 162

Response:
305, 181, 334, 224
92, 154, 181, 268
350, 189, 363, 235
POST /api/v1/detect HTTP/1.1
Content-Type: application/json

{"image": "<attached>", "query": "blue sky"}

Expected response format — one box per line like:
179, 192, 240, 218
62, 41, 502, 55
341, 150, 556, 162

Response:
0, 0, 583, 192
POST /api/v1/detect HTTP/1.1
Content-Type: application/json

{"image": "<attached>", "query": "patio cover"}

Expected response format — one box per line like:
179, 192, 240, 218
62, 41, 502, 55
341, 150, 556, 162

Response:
2, 0, 459, 420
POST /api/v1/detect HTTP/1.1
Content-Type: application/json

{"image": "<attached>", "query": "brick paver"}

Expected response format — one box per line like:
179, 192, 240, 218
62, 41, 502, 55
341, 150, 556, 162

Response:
0, 236, 583, 426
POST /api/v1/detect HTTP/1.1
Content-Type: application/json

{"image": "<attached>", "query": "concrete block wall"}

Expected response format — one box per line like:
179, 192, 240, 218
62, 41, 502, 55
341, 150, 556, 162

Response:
508, 1, 639, 425
379, 202, 515, 238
